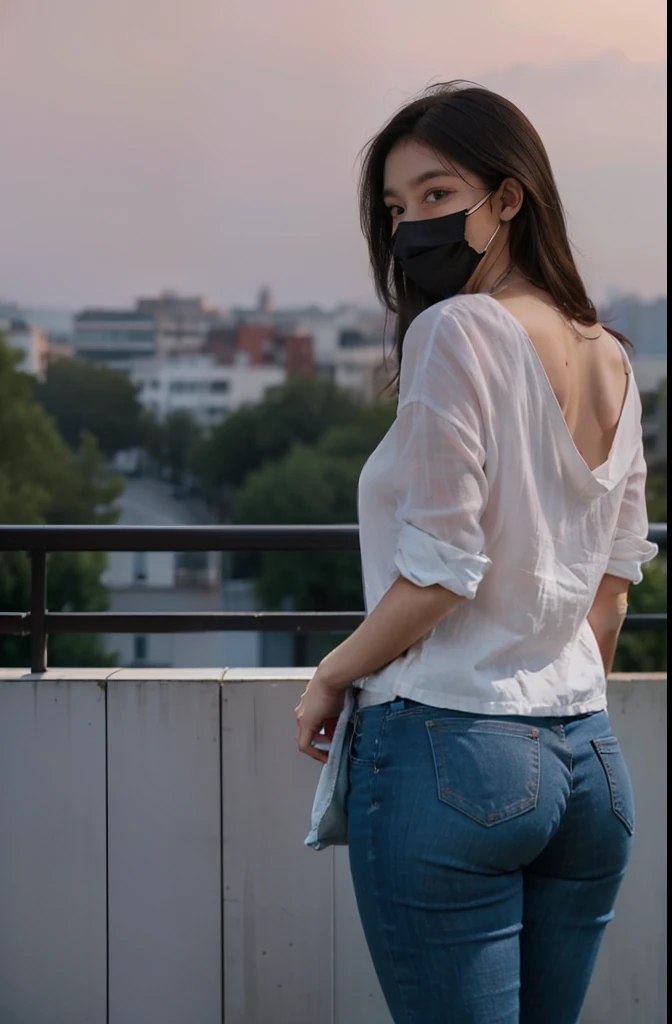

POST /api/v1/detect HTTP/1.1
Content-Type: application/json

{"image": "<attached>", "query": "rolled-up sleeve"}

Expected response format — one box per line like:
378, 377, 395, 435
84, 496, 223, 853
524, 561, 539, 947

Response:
393, 310, 492, 600
607, 442, 659, 583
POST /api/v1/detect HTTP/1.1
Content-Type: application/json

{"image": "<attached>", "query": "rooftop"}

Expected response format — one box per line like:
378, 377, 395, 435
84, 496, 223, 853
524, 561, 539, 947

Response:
75, 309, 155, 325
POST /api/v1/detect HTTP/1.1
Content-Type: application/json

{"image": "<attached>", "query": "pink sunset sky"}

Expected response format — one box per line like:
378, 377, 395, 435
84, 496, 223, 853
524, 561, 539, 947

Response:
0, 0, 666, 309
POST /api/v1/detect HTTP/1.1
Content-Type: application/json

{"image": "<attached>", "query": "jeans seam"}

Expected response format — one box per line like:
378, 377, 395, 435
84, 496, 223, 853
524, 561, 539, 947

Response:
556, 724, 575, 797
349, 710, 377, 767
367, 714, 414, 1024
592, 739, 635, 835
433, 721, 541, 739
384, 706, 431, 720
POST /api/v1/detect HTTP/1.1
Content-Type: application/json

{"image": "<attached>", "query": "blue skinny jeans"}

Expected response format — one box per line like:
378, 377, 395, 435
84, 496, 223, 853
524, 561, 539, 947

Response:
347, 699, 634, 1024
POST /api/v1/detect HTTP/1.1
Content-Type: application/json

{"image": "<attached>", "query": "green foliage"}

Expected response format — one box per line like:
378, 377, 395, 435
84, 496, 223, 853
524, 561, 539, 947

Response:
169, 411, 201, 482
316, 402, 396, 461
0, 339, 121, 667
37, 358, 145, 456
646, 470, 667, 524
5, 326, 664, 674
232, 399, 395, 612
194, 377, 363, 492
141, 408, 165, 466
164, 411, 202, 484
613, 560, 667, 673
233, 445, 364, 611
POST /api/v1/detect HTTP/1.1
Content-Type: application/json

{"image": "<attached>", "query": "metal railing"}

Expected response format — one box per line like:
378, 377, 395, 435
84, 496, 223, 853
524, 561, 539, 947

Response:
0, 523, 667, 673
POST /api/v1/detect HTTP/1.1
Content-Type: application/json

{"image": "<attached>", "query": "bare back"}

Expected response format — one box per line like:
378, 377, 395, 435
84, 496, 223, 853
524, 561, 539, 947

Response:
496, 287, 630, 473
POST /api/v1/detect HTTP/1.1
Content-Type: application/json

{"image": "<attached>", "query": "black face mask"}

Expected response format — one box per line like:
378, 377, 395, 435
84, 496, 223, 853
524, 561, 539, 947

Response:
393, 193, 500, 299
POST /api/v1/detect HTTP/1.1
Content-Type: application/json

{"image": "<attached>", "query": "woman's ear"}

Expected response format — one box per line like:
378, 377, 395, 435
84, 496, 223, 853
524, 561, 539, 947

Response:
499, 178, 524, 222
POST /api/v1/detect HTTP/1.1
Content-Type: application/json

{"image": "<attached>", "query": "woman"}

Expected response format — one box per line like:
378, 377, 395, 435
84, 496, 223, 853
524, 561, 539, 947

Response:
295, 82, 658, 1024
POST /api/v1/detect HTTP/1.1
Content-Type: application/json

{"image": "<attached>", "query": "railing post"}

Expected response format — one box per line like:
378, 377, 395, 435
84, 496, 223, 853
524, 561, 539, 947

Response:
30, 550, 47, 673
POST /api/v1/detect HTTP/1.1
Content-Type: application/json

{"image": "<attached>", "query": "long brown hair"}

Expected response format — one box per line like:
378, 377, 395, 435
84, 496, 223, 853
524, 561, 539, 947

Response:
359, 82, 629, 384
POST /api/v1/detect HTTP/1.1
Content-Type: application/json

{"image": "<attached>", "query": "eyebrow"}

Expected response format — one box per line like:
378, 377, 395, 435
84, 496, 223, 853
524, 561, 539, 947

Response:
382, 167, 457, 200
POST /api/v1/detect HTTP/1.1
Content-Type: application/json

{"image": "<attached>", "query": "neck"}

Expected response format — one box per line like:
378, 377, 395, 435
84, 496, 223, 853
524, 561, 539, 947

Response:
464, 230, 518, 296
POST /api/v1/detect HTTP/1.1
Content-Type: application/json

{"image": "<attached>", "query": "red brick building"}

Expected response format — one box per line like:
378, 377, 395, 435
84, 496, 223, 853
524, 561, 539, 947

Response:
204, 323, 315, 377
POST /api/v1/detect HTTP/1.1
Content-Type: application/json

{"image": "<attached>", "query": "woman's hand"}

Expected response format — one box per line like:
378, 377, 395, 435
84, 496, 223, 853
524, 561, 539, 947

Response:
294, 579, 464, 764
295, 667, 347, 764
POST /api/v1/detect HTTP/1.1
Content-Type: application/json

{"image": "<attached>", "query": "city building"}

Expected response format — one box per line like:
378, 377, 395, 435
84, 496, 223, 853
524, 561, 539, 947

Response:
73, 293, 222, 370
637, 368, 667, 465
46, 341, 76, 366
136, 291, 216, 357
284, 333, 315, 377
204, 321, 315, 377
227, 287, 385, 379
333, 344, 389, 401
73, 309, 156, 371
0, 317, 49, 377
15, 306, 74, 342
601, 294, 667, 357
131, 355, 286, 427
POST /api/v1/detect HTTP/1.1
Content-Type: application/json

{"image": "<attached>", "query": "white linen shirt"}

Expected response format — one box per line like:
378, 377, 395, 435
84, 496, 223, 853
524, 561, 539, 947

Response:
356, 293, 658, 716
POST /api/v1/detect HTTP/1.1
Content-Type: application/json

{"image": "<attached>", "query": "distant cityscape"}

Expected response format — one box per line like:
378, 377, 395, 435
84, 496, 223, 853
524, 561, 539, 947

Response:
0, 288, 390, 423
0, 288, 393, 670
0, 287, 665, 672
0, 283, 666, 481
0, 285, 665, 494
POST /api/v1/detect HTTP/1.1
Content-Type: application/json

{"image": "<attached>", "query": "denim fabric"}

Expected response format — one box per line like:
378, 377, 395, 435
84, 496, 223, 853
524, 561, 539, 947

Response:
348, 699, 634, 1024
305, 687, 355, 850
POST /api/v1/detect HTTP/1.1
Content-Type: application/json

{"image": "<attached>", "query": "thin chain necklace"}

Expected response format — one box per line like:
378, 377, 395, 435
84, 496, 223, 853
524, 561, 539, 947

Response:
487, 264, 528, 296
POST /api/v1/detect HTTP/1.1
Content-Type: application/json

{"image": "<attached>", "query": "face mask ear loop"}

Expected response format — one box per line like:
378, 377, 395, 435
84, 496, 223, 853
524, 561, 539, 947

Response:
479, 220, 502, 255
466, 190, 501, 253
466, 191, 494, 216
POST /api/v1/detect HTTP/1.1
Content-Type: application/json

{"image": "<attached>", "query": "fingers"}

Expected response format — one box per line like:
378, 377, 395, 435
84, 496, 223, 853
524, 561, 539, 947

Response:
295, 716, 329, 763
294, 693, 330, 763
301, 733, 329, 763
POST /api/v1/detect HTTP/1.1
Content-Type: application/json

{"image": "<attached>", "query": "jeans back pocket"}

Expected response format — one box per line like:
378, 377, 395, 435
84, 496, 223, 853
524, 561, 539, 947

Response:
592, 736, 635, 835
426, 718, 541, 827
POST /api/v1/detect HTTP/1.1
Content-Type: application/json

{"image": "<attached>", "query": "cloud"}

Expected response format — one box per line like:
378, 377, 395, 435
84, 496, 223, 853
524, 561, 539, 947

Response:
0, 0, 666, 306
480, 54, 666, 169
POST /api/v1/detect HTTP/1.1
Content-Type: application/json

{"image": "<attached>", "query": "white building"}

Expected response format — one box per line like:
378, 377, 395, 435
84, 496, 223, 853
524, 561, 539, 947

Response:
136, 292, 215, 357
0, 317, 48, 377
229, 293, 385, 377
290, 306, 384, 375
333, 345, 389, 401
131, 356, 286, 427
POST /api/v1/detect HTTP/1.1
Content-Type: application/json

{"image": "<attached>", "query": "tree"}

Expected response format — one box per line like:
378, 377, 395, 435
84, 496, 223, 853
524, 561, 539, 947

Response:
140, 407, 165, 467
232, 401, 395, 615
194, 377, 363, 492
644, 380, 667, 523
0, 340, 122, 667
164, 411, 202, 485
646, 469, 667, 524
233, 445, 364, 612
37, 358, 145, 456
317, 401, 396, 461
613, 561, 667, 673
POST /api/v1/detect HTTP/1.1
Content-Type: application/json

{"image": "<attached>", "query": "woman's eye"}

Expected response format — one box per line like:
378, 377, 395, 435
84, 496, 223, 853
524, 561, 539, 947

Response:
387, 206, 403, 218
425, 189, 451, 203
